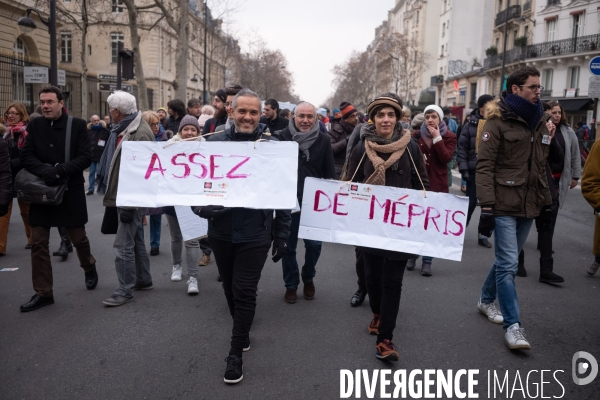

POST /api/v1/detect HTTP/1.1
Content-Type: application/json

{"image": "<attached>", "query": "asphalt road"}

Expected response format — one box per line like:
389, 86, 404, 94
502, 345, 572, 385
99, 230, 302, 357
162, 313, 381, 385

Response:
1, 173, 599, 399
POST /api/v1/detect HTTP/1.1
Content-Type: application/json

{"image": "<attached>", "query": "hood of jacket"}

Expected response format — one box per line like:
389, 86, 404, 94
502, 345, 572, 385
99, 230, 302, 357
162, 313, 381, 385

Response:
87, 120, 107, 130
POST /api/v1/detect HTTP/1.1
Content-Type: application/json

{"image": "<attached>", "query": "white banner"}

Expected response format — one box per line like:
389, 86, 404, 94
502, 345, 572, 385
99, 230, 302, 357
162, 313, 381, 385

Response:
298, 178, 469, 261
116, 141, 298, 209
174, 206, 207, 241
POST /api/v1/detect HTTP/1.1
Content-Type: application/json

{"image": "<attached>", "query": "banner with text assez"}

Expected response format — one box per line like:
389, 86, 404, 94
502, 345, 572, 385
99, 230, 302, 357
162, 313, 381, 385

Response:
298, 178, 469, 261
116, 141, 298, 209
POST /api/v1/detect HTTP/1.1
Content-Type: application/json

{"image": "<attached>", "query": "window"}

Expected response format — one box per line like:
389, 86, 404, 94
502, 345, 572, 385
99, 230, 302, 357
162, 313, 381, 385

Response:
498, 0, 503, 12
545, 18, 556, 41
512, 29, 518, 48
543, 69, 553, 91
568, 66, 580, 88
524, 25, 529, 40
88, 45, 92, 56
60, 32, 72, 63
442, 23, 445, 37
470, 82, 477, 103
495, 37, 500, 49
110, 33, 124, 64
572, 12, 585, 39
416, 11, 419, 23
112, 0, 123, 13
441, 45, 444, 56
12, 38, 31, 107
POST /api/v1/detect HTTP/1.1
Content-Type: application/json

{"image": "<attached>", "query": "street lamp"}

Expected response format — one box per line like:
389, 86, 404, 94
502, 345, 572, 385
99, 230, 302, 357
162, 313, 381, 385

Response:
17, 0, 57, 86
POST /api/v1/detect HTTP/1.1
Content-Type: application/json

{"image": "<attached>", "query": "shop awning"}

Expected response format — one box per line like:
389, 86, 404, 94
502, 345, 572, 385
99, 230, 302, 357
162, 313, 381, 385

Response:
558, 98, 593, 111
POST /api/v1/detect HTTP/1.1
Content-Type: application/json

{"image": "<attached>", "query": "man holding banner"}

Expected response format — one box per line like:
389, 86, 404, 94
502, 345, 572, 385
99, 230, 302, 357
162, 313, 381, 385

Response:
201, 89, 291, 384
276, 101, 335, 304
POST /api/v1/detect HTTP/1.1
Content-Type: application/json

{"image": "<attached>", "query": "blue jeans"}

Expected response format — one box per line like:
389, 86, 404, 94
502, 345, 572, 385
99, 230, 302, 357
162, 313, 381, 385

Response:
481, 216, 534, 330
88, 162, 97, 192
150, 214, 161, 249
281, 212, 322, 290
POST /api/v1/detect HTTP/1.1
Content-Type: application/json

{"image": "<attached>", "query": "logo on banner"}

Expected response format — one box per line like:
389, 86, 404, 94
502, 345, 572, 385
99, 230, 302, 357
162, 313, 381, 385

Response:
204, 182, 213, 189
573, 351, 598, 385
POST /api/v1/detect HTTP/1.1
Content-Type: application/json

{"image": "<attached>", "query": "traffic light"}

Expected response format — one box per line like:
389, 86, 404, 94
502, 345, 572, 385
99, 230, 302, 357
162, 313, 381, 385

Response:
119, 49, 134, 80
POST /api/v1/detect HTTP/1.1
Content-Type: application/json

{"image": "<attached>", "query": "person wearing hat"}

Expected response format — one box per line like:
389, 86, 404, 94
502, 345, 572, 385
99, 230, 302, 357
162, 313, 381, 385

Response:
332, 108, 342, 122
346, 92, 429, 361
405, 104, 457, 276
457, 94, 495, 248
202, 88, 228, 134
330, 102, 359, 178
316, 107, 330, 131
156, 107, 168, 130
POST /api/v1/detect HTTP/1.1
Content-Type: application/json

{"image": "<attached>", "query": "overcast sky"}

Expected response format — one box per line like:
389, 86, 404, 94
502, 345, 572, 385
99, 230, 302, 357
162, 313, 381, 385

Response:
232, 0, 393, 107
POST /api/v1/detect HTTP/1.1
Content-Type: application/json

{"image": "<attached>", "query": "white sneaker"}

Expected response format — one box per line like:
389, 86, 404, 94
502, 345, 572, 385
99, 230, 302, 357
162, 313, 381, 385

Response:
505, 323, 531, 350
187, 276, 199, 295
587, 261, 600, 276
171, 264, 183, 282
477, 298, 504, 324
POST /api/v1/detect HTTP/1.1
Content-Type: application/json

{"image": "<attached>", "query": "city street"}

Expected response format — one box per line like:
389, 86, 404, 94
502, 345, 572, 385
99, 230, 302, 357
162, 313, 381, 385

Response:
1, 173, 599, 399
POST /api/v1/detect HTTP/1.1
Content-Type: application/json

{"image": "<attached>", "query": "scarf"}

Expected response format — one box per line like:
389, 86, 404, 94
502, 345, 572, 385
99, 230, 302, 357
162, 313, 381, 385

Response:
96, 112, 138, 188
288, 118, 320, 161
362, 122, 411, 186
91, 123, 102, 131
5, 121, 28, 149
419, 120, 448, 149
504, 94, 544, 132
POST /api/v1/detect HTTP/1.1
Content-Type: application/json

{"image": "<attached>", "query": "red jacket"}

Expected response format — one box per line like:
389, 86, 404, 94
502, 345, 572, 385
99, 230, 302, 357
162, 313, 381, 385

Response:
416, 132, 457, 193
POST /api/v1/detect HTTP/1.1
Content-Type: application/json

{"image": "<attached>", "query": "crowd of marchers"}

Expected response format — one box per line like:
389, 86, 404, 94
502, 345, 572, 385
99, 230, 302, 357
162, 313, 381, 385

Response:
1, 66, 600, 385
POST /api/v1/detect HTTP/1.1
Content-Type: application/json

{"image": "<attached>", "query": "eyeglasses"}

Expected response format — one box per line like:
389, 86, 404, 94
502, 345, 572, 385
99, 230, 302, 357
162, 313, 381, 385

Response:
39, 100, 58, 106
4, 111, 20, 116
519, 85, 544, 92
150, 123, 160, 127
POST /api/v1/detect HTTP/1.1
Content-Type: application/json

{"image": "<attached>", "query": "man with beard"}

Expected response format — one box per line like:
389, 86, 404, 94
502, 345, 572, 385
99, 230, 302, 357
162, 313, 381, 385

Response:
202, 88, 228, 134
330, 102, 358, 178
199, 89, 291, 383
276, 102, 335, 304
260, 98, 288, 133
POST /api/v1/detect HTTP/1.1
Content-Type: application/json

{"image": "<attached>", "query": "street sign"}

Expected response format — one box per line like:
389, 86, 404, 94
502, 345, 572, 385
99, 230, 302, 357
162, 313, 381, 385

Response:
589, 56, 600, 76
57, 69, 66, 86
98, 83, 133, 93
24, 67, 48, 84
98, 74, 118, 81
566, 88, 577, 98
589, 76, 600, 98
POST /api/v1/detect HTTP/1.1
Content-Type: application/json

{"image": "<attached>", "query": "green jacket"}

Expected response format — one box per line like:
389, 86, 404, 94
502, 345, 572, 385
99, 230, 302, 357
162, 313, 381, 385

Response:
103, 113, 155, 207
476, 98, 552, 218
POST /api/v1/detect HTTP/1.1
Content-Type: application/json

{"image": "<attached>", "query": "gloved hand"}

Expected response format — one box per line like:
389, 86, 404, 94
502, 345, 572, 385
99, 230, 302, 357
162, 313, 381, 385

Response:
461, 170, 470, 181
196, 205, 227, 220
478, 208, 495, 237
0, 204, 8, 217
538, 205, 554, 232
41, 167, 61, 185
119, 208, 135, 224
271, 237, 287, 262
55, 163, 67, 177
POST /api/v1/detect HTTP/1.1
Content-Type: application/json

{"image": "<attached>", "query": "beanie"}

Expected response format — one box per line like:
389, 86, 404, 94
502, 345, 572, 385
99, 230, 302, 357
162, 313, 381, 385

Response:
340, 102, 357, 119
157, 107, 167, 114
423, 105, 444, 122
317, 108, 327, 117
477, 94, 495, 109
179, 114, 201, 134
215, 88, 227, 103
411, 113, 425, 130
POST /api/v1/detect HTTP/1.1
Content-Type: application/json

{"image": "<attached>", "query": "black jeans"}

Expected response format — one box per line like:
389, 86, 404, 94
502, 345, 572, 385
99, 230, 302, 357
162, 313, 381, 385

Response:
356, 248, 366, 293
362, 252, 407, 343
465, 172, 478, 227
199, 237, 212, 255
210, 237, 271, 357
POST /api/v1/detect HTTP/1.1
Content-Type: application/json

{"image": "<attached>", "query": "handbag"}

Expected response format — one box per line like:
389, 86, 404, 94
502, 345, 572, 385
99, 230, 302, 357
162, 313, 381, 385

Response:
14, 116, 73, 206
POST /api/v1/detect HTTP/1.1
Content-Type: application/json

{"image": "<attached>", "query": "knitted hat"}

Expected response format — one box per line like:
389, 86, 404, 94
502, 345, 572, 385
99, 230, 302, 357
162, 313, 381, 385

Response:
411, 113, 425, 130
215, 88, 227, 103
157, 107, 167, 114
179, 114, 201, 134
333, 108, 342, 118
423, 104, 444, 122
366, 95, 403, 121
340, 102, 357, 119
317, 108, 327, 117
477, 94, 495, 109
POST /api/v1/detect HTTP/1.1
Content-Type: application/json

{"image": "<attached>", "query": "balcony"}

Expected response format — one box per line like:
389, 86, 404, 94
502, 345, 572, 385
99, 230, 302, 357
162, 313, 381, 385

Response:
547, 0, 561, 6
527, 33, 599, 58
430, 75, 444, 85
483, 46, 527, 69
495, 5, 521, 26
523, 1, 532, 13
540, 89, 552, 98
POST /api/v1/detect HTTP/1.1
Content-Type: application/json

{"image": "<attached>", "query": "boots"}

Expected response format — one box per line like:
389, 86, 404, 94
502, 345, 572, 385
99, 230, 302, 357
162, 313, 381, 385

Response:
516, 250, 527, 277
539, 257, 564, 284
52, 226, 73, 260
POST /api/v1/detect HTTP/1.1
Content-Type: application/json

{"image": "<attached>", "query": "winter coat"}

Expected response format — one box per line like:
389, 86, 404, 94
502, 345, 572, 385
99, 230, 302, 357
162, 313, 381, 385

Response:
206, 124, 291, 243
476, 97, 552, 218
276, 128, 336, 203
87, 120, 111, 163
20, 112, 92, 227
581, 140, 600, 256
457, 108, 483, 173
103, 113, 155, 207
0, 139, 11, 207
555, 124, 582, 208
414, 129, 457, 193
329, 119, 355, 175
202, 115, 228, 135
3, 122, 28, 196
260, 115, 288, 134
164, 115, 183, 135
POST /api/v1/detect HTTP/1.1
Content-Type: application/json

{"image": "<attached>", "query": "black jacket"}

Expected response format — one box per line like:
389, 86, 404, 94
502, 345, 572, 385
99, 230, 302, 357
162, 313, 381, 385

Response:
457, 108, 482, 173
0, 139, 11, 207
87, 121, 111, 163
276, 128, 336, 202
203, 115, 228, 134
206, 124, 292, 243
260, 115, 288, 134
329, 119, 355, 173
165, 115, 183, 134
20, 112, 92, 227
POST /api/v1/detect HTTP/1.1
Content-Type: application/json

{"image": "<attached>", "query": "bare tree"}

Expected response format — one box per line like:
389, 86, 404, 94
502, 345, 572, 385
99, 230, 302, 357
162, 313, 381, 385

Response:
327, 51, 375, 112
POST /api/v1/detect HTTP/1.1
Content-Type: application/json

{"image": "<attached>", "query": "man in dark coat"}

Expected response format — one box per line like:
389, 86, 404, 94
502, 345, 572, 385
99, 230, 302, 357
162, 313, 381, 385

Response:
0, 139, 11, 218
87, 115, 110, 195
457, 94, 494, 248
329, 102, 359, 178
201, 89, 291, 384
202, 88, 228, 134
259, 98, 288, 133
275, 101, 335, 304
165, 99, 185, 134
19, 86, 98, 312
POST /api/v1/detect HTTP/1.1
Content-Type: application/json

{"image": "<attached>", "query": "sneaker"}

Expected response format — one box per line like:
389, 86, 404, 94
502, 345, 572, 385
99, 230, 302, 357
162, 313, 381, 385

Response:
86, 190, 94, 195
477, 298, 504, 324
243, 337, 251, 352
421, 262, 432, 276
375, 339, 399, 361
224, 355, 243, 384
217, 275, 223, 282
132, 282, 153, 290
504, 323, 531, 350
587, 261, 600, 276
406, 258, 416, 271
171, 264, 183, 282
198, 253, 211, 266
368, 314, 380, 335
284, 288, 297, 304
102, 294, 133, 307
150, 247, 159, 256
187, 277, 199, 295
478, 238, 492, 248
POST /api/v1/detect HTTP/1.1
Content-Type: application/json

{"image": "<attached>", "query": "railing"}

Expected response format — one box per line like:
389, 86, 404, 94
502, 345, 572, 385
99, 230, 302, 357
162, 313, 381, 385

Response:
527, 34, 599, 58
430, 75, 444, 85
523, 1, 532, 13
547, 0, 561, 6
483, 46, 527, 69
540, 89, 553, 98
495, 5, 521, 26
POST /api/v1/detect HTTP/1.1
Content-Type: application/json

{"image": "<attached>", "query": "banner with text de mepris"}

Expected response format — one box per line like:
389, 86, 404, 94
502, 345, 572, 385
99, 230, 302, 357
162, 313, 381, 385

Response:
298, 178, 469, 262
115, 141, 298, 209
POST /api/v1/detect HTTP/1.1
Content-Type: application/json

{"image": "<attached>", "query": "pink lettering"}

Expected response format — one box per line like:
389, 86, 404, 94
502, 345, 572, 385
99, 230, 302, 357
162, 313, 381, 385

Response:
333, 193, 349, 216
443, 210, 452, 235
171, 153, 190, 178
449, 211, 466, 236
210, 155, 223, 179
314, 190, 332, 212
369, 195, 391, 222
189, 153, 208, 179
390, 202, 406, 227
424, 207, 441, 232
407, 204, 425, 227
144, 153, 166, 179
226, 155, 251, 179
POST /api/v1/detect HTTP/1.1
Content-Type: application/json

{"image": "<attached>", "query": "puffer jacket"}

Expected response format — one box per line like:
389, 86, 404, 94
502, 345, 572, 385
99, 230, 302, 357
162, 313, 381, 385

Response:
476, 96, 552, 218
457, 108, 483, 173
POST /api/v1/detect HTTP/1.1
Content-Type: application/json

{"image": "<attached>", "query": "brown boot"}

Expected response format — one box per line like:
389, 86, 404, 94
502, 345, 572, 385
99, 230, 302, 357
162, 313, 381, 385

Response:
303, 281, 315, 300
198, 253, 211, 266
284, 288, 297, 304
368, 314, 380, 335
